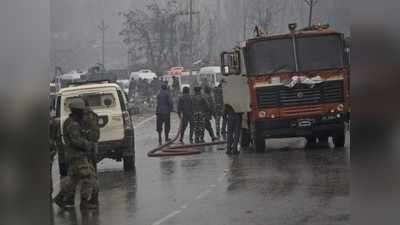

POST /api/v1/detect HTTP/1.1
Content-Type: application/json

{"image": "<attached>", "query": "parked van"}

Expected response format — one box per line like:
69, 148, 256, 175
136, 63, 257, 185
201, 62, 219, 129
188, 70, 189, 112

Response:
199, 66, 222, 87
130, 69, 157, 82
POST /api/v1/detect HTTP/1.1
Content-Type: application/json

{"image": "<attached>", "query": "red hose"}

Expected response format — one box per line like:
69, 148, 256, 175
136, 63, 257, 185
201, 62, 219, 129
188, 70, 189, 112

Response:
147, 113, 226, 157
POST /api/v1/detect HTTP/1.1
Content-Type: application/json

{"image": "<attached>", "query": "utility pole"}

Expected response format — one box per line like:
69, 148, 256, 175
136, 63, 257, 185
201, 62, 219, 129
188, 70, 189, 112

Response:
98, 20, 109, 70
242, 0, 247, 40
305, 0, 318, 27
189, 0, 194, 76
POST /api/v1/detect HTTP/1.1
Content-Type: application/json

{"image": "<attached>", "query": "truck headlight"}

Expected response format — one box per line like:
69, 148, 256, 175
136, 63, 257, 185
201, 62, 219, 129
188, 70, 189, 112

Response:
337, 104, 344, 112
258, 111, 266, 118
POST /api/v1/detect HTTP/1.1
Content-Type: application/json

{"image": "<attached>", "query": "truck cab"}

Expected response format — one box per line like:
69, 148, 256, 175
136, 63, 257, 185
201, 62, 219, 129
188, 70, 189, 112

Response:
221, 24, 350, 152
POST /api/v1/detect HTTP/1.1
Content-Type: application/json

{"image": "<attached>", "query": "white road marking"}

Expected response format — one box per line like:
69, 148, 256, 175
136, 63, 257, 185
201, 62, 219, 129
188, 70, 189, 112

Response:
152, 209, 183, 225
134, 115, 156, 129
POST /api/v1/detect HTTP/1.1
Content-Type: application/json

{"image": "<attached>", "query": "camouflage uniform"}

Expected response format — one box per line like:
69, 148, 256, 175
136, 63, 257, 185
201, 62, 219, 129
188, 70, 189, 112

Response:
54, 99, 99, 208
191, 90, 209, 143
82, 109, 100, 171
213, 86, 224, 137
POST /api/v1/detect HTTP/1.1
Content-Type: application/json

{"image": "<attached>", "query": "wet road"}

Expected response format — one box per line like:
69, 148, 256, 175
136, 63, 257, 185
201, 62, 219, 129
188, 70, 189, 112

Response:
52, 115, 349, 225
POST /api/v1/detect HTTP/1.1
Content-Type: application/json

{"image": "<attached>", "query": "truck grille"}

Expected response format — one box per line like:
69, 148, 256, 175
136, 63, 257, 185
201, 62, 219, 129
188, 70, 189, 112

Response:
256, 80, 344, 108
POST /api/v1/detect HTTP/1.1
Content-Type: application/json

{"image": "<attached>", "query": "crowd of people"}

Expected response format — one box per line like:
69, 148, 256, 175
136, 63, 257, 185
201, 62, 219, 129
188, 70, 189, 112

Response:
155, 83, 242, 154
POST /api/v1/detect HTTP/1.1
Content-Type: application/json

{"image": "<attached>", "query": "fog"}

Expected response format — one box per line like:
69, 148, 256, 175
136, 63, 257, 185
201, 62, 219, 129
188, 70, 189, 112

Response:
51, 0, 349, 73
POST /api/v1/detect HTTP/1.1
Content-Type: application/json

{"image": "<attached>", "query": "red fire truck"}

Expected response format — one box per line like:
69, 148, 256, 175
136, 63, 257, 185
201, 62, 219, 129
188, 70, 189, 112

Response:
221, 24, 350, 152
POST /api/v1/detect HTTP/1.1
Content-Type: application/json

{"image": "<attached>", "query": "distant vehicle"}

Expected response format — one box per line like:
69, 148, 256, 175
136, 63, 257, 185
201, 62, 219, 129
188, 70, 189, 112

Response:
199, 66, 222, 87
116, 79, 130, 95
166, 67, 185, 76
161, 74, 195, 91
130, 69, 157, 82
51, 80, 135, 176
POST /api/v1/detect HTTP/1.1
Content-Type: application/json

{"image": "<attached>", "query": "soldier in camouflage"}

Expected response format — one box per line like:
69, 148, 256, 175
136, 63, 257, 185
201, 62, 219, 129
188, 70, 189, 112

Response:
191, 87, 209, 143
204, 86, 217, 141
53, 98, 99, 209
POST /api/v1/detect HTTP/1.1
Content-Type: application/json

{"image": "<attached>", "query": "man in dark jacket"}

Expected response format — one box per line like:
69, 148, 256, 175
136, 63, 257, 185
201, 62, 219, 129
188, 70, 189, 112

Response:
177, 87, 193, 143
156, 84, 173, 145
191, 87, 209, 143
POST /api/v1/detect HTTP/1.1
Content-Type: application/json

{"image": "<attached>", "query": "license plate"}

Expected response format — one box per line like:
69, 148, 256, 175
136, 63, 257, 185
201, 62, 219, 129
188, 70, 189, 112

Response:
298, 119, 313, 127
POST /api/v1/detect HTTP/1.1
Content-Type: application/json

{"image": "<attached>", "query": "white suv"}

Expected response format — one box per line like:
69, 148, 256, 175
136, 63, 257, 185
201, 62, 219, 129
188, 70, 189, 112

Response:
52, 81, 135, 176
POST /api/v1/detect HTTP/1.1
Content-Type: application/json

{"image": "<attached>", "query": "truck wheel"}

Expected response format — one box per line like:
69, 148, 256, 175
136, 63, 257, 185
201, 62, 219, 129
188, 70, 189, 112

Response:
254, 134, 266, 153
58, 161, 68, 177
241, 129, 251, 148
305, 136, 317, 148
333, 131, 345, 148
123, 155, 135, 171
318, 136, 329, 145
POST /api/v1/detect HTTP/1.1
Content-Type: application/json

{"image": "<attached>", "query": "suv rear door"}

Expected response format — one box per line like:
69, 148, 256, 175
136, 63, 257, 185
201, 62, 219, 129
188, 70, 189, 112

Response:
61, 87, 124, 142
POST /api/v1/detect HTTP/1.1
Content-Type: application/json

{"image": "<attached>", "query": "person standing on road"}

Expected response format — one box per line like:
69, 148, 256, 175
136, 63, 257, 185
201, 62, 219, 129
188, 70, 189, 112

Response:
204, 86, 217, 141
191, 87, 209, 143
177, 87, 193, 144
53, 98, 99, 208
226, 105, 242, 155
213, 84, 224, 139
156, 84, 173, 145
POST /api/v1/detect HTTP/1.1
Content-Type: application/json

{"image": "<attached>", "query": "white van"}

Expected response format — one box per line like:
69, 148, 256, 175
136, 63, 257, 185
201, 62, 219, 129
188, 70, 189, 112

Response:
53, 81, 135, 176
130, 69, 157, 82
199, 66, 222, 87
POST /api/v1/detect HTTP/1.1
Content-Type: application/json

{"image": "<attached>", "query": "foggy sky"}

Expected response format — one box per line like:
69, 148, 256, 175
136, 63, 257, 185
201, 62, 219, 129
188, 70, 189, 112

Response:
51, 0, 350, 73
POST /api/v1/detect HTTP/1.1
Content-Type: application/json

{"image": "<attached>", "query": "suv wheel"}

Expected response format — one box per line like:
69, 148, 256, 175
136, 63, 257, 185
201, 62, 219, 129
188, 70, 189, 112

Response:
123, 155, 135, 171
332, 130, 345, 148
254, 133, 266, 153
241, 128, 251, 149
305, 136, 317, 148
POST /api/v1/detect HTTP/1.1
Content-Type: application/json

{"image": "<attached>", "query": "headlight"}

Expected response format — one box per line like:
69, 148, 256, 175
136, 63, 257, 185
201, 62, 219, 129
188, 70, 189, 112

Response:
337, 104, 344, 112
258, 111, 266, 118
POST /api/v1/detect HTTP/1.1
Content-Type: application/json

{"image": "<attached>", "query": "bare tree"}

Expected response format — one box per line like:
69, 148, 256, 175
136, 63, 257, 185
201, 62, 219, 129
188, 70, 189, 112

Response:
120, 0, 181, 75
245, 0, 283, 35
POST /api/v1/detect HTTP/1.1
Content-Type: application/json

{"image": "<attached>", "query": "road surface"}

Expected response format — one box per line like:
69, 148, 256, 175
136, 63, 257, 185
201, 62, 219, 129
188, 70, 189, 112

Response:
52, 114, 349, 225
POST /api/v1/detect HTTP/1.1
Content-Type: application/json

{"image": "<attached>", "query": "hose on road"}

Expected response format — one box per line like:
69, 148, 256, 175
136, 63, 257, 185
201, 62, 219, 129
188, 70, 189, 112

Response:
147, 113, 226, 157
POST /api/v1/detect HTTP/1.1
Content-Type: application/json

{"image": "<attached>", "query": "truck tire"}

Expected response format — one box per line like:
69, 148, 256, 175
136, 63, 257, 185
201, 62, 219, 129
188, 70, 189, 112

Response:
123, 155, 135, 171
58, 161, 68, 177
254, 134, 266, 153
305, 136, 317, 148
333, 130, 345, 148
318, 136, 329, 145
241, 128, 251, 148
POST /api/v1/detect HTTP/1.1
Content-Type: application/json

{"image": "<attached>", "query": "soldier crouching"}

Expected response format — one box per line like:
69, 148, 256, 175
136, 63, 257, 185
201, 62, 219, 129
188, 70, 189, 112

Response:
53, 98, 99, 209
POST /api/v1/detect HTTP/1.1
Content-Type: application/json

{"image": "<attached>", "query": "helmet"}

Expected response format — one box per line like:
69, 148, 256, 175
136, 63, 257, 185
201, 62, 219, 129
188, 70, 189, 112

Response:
69, 98, 86, 110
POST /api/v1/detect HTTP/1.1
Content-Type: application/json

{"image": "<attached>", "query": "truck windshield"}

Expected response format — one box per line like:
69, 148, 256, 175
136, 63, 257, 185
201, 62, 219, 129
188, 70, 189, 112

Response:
297, 35, 343, 71
246, 34, 343, 75
246, 38, 296, 75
